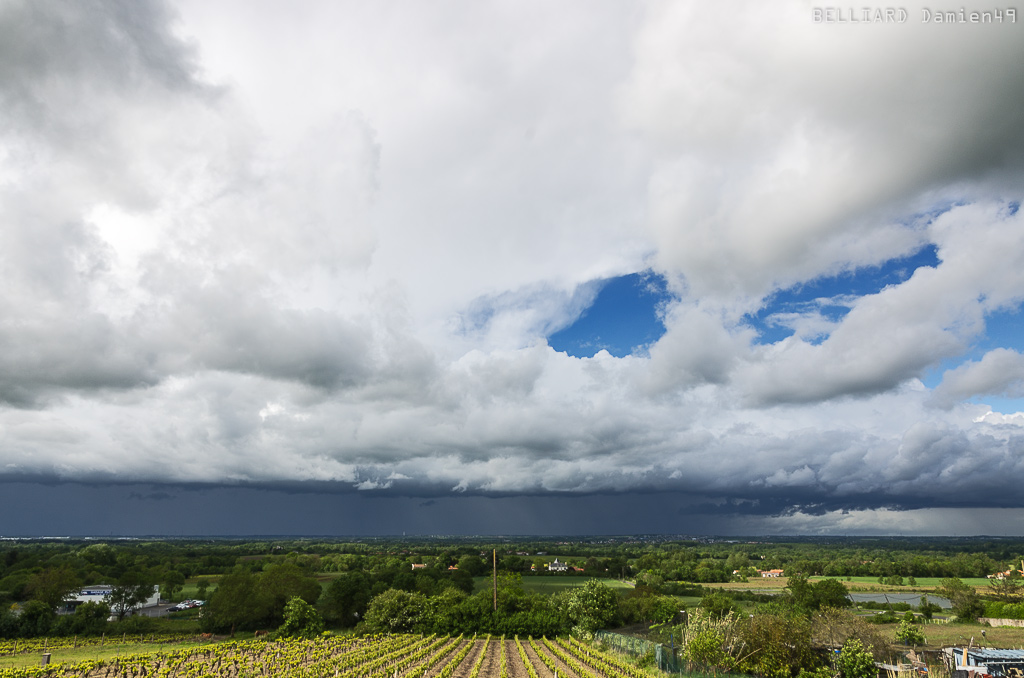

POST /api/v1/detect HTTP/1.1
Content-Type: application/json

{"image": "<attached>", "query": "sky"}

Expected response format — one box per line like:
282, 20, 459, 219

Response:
1, 0, 1024, 537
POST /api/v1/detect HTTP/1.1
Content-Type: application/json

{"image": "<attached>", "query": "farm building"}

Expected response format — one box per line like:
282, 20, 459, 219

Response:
945, 648, 1024, 676
988, 561, 1024, 579
60, 584, 161, 615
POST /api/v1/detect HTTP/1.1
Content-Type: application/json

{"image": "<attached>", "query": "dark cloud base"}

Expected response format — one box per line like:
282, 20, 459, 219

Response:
3, 479, 1024, 537
0, 481, 690, 536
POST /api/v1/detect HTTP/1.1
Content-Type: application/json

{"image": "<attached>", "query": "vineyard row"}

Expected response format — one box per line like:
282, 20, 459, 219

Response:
0, 634, 653, 678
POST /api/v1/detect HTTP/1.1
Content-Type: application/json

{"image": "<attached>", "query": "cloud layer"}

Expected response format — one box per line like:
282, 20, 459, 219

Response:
2, 0, 1024, 532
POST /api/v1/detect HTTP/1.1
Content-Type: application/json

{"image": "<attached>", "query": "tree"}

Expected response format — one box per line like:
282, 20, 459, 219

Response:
458, 555, 487, 577
737, 607, 816, 678
196, 578, 210, 600
447, 568, 475, 594
938, 577, 970, 599
561, 579, 620, 637
699, 591, 739, 619
424, 587, 469, 635
687, 625, 734, 672
201, 569, 262, 634
321, 571, 371, 627
812, 607, 891, 666
0, 605, 19, 639
27, 566, 80, 612
162, 571, 185, 602
278, 596, 325, 638
787, 573, 816, 612
621, 590, 680, 625
894, 618, 925, 645
919, 595, 940, 620
363, 589, 427, 633
107, 574, 155, 622
989, 572, 1023, 603
813, 579, 852, 610
17, 600, 55, 637
258, 562, 321, 627
938, 578, 984, 621
788, 574, 850, 613
837, 638, 876, 678
682, 610, 739, 673
55, 601, 110, 636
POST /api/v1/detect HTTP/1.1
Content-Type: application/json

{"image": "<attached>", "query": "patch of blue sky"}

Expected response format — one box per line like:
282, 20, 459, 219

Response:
969, 395, 1024, 415
922, 305, 1024, 414
547, 270, 674, 358
746, 244, 941, 345
921, 305, 1024, 387
977, 305, 1024, 352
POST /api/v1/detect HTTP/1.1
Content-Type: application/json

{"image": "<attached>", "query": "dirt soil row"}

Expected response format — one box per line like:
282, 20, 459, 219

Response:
419, 638, 608, 678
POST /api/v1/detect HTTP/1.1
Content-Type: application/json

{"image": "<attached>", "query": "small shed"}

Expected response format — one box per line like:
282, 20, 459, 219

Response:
946, 648, 1024, 677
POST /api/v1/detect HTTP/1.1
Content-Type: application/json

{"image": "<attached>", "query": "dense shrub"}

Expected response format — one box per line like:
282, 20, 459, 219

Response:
894, 618, 925, 645
278, 597, 325, 638
984, 601, 1024, 619
837, 638, 876, 678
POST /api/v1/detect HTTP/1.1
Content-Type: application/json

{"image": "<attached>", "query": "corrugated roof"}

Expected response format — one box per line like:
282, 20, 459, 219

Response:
965, 649, 1024, 660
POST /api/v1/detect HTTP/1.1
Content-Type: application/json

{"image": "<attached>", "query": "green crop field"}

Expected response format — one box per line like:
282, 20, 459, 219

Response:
711, 576, 993, 592
823, 576, 992, 589
472, 575, 633, 595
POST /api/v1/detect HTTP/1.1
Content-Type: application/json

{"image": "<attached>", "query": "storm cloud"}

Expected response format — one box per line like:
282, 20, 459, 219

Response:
1, 0, 1024, 535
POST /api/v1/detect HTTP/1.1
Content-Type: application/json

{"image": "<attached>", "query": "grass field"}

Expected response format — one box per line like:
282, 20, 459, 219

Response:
707, 576, 992, 593
895, 620, 1024, 649
472, 575, 634, 595
837, 577, 991, 589
0, 638, 214, 670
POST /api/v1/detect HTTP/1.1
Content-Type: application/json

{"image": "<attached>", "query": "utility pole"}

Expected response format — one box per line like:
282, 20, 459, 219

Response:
493, 549, 497, 611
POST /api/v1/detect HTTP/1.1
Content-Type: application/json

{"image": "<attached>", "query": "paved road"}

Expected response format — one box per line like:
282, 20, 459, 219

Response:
134, 603, 183, 617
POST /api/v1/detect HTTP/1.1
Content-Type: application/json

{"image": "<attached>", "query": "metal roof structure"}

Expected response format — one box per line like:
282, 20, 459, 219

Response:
949, 648, 1024, 677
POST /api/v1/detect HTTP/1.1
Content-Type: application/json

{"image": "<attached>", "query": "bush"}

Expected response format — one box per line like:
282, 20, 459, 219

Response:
859, 601, 911, 611
894, 618, 925, 645
278, 597, 325, 638
560, 579, 620, 636
661, 582, 705, 597
798, 668, 833, 678
687, 626, 735, 672
736, 608, 816, 678
17, 601, 54, 637
919, 596, 942, 620
699, 591, 739, 619
52, 601, 110, 636
867, 611, 900, 624
939, 578, 985, 622
837, 638, 876, 678
984, 601, 1024, 620
109, 614, 156, 636
363, 589, 427, 633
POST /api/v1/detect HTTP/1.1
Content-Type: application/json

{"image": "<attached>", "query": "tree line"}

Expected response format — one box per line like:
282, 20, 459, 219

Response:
5, 536, 1024, 641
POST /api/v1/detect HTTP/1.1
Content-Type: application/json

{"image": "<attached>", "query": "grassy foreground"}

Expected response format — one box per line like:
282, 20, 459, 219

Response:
0, 638, 214, 670
910, 621, 1024, 649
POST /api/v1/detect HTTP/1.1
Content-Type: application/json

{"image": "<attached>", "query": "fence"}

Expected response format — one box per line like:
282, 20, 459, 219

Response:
593, 631, 748, 678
